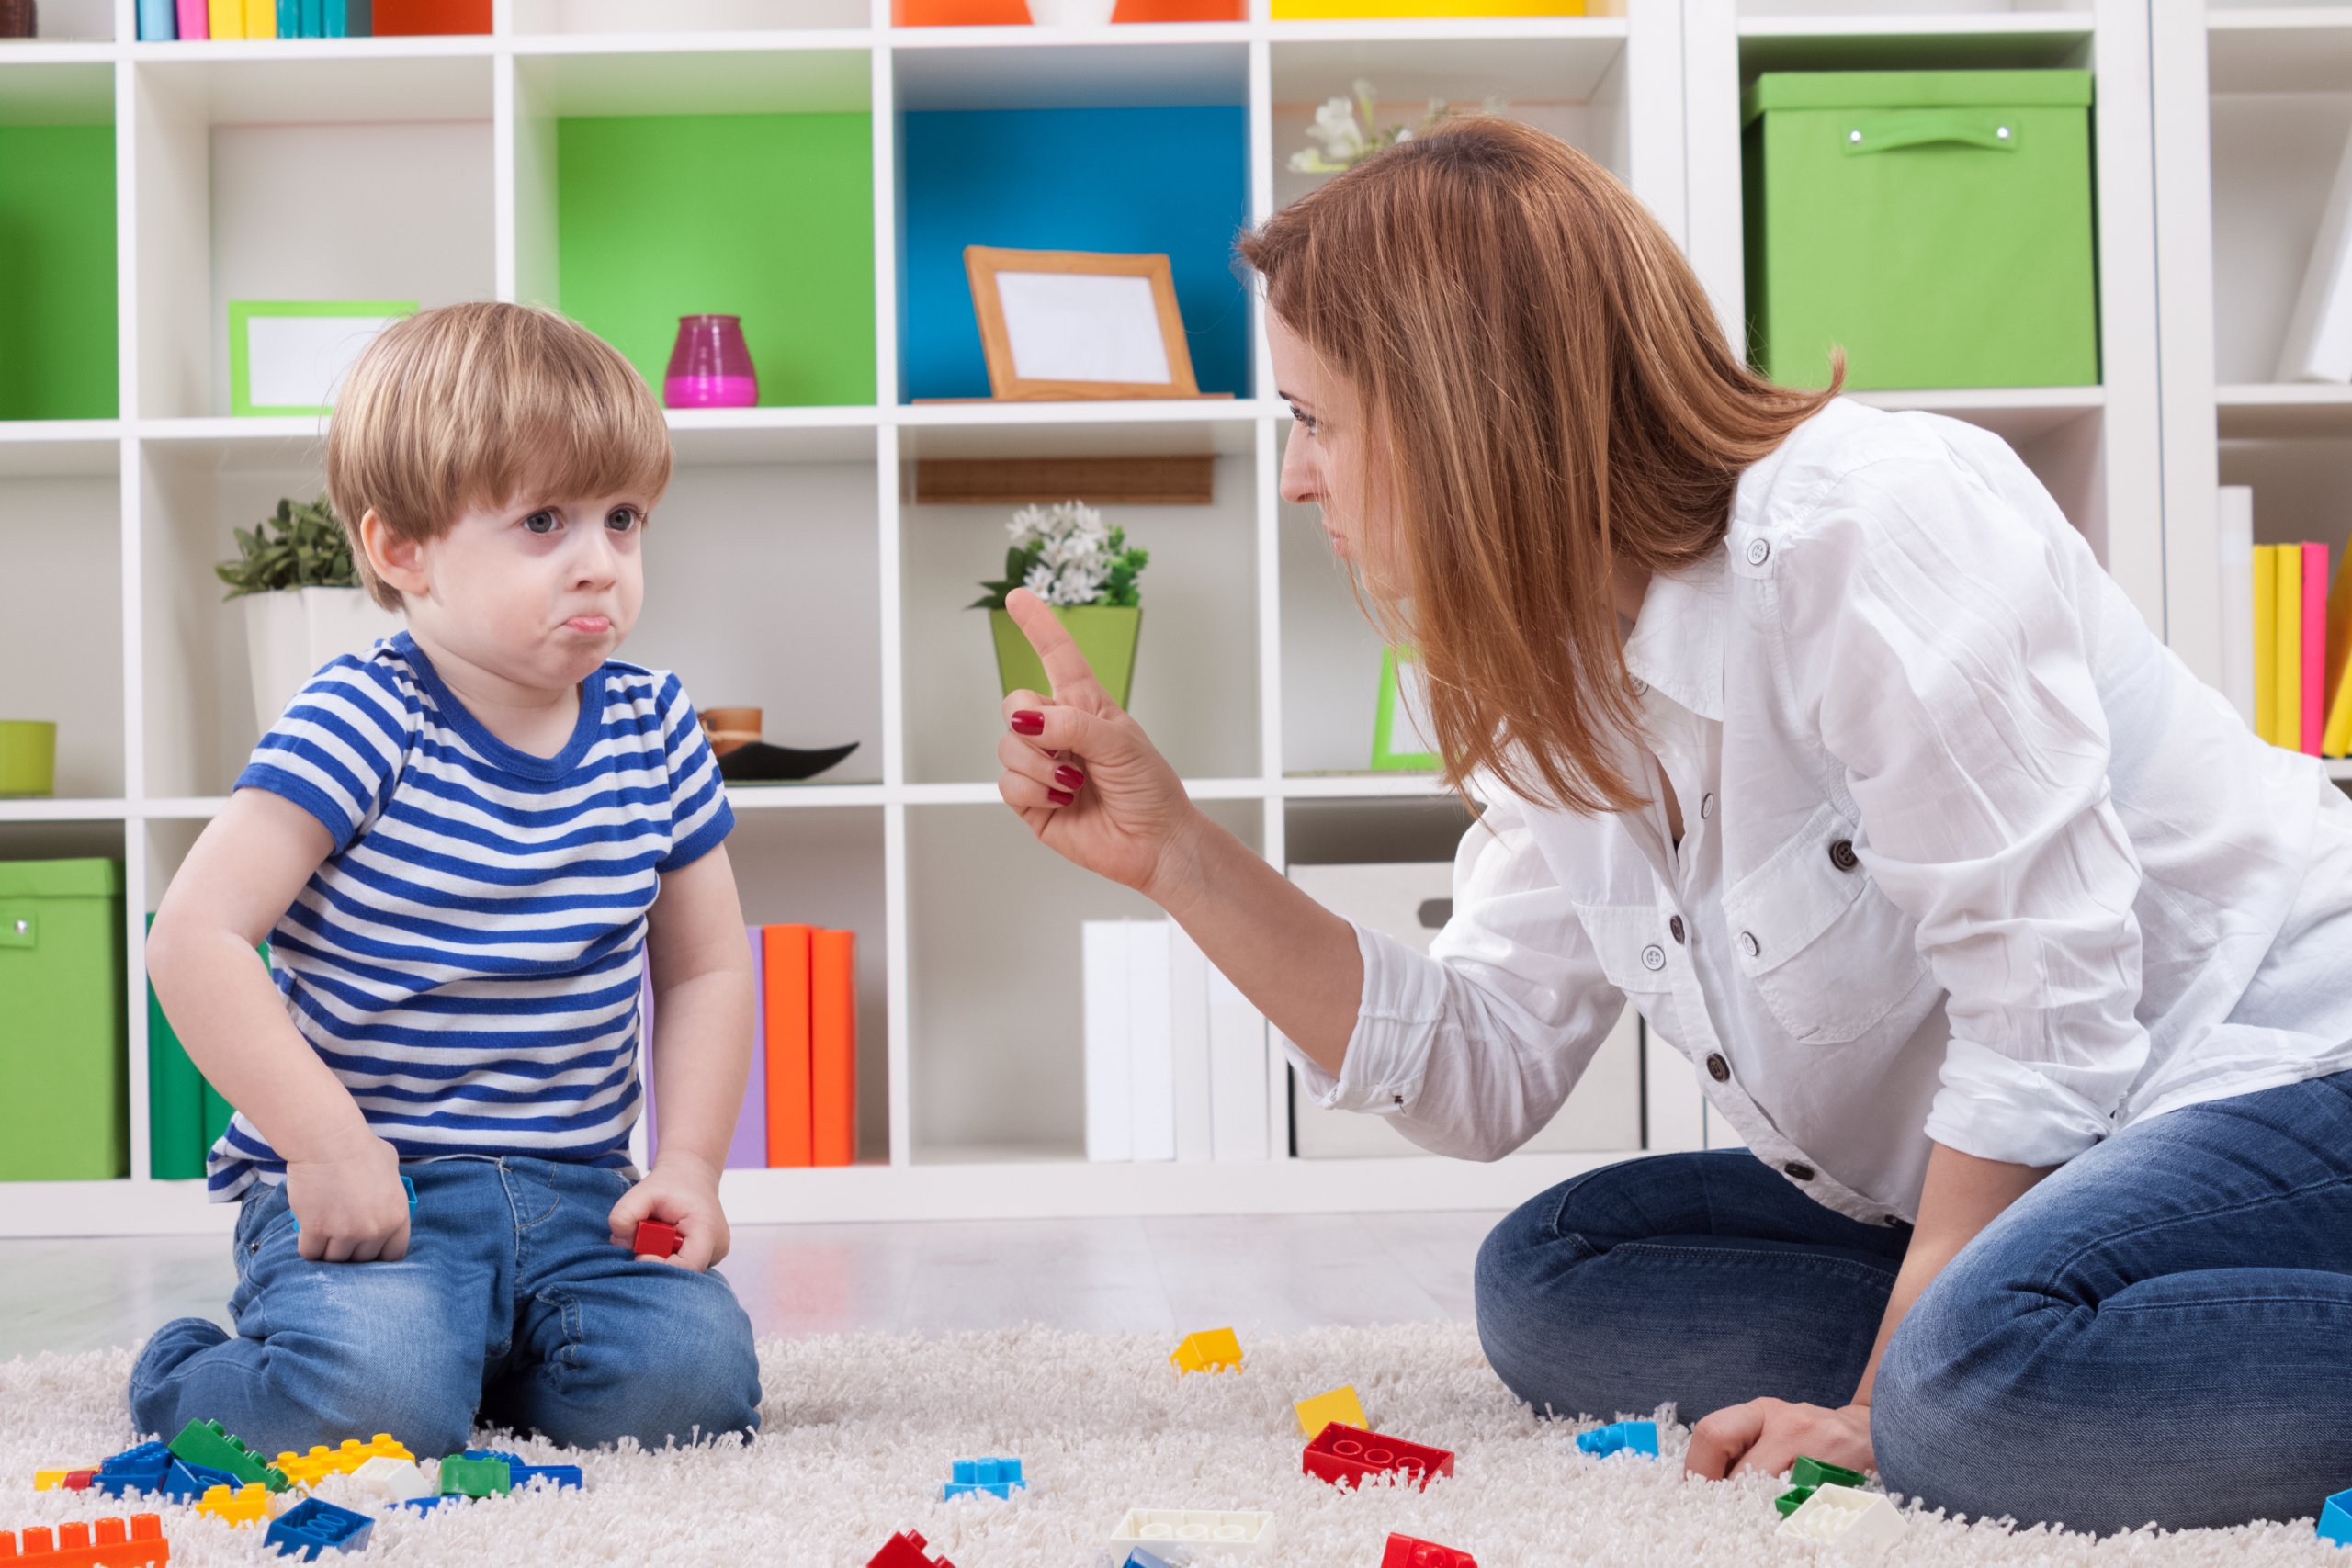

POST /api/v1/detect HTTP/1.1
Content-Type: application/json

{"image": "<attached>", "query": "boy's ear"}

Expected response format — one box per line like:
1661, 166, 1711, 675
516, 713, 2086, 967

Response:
359, 508, 428, 599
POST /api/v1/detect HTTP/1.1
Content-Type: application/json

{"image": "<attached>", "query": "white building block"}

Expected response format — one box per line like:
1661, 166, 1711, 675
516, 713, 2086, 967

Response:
1110, 1507, 1276, 1559
1776, 1483, 1906, 1555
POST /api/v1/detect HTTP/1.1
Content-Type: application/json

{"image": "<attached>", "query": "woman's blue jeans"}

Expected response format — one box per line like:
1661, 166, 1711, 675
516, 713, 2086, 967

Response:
129, 1156, 762, 1459
1475, 1069, 2352, 1535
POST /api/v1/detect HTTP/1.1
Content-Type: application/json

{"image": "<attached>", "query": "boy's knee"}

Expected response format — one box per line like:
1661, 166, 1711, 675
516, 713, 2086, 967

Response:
529, 1284, 762, 1450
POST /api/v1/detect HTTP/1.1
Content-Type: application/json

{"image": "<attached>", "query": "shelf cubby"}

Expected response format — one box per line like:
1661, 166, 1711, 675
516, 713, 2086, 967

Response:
0, 60, 118, 422
0, 468, 124, 801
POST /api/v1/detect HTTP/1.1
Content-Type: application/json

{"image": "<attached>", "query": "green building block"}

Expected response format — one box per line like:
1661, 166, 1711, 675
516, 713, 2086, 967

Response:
167, 1418, 291, 1494
1791, 1455, 1868, 1491
1775, 1484, 1817, 1518
438, 1457, 513, 1498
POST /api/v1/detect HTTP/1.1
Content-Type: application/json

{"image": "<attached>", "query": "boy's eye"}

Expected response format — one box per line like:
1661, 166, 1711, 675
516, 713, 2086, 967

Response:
523, 510, 559, 535
606, 508, 640, 533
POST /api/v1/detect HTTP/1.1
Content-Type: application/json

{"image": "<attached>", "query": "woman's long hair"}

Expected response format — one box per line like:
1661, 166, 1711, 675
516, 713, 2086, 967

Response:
1238, 117, 1839, 815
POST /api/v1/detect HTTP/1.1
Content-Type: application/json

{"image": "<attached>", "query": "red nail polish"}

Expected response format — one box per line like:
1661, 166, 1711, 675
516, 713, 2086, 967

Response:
1011, 711, 1045, 736
1047, 787, 1074, 806
1054, 765, 1085, 789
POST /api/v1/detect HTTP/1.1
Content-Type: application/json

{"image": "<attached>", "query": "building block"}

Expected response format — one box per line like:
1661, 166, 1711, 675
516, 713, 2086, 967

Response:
512, 1464, 582, 1491
632, 1219, 682, 1258
1575, 1420, 1658, 1460
1121, 1552, 1177, 1568
1302, 1423, 1454, 1491
865, 1529, 956, 1568
396, 1495, 465, 1515
92, 1443, 173, 1498
263, 1498, 372, 1561
273, 1435, 413, 1489
0, 1515, 170, 1568
1108, 1507, 1276, 1557
943, 1456, 1026, 1500
158, 1460, 240, 1501
198, 1484, 274, 1528
1776, 1483, 1906, 1556
165, 1421, 290, 1493
345, 1457, 429, 1506
32, 1470, 92, 1493
1169, 1328, 1243, 1376
1382, 1533, 1478, 1568
1791, 1455, 1868, 1491
435, 1457, 512, 1499
1293, 1385, 1367, 1438
2320, 1487, 2352, 1549
1775, 1485, 1817, 1520
456, 1449, 523, 1476
61, 1472, 96, 1493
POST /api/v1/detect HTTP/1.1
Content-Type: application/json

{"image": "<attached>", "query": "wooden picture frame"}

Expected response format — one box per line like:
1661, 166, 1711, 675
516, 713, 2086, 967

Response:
228, 299, 416, 418
1372, 646, 1441, 773
962, 246, 1212, 401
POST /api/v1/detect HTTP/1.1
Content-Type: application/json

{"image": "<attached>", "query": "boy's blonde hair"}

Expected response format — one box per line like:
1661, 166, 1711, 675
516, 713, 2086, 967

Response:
325, 301, 673, 611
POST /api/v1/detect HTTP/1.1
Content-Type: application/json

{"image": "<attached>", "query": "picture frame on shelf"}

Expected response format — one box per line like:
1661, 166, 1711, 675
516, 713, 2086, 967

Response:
961, 247, 1216, 403
1372, 646, 1440, 773
227, 299, 416, 418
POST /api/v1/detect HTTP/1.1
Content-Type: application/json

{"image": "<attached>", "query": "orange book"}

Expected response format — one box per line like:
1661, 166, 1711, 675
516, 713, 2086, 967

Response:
762, 924, 813, 1168
812, 930, 858, 1168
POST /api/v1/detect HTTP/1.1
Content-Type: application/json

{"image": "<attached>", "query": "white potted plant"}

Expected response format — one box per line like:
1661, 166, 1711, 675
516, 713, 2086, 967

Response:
216, 496, 405, 737
972, 501, 1150, 709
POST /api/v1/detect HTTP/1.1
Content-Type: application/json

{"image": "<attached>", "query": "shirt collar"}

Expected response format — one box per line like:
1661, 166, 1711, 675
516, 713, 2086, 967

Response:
1619, 540, 1728, 722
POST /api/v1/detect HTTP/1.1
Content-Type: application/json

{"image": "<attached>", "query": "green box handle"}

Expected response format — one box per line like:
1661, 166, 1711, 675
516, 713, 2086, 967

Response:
0, 908, 35, 950
1842, 109, 2018, 157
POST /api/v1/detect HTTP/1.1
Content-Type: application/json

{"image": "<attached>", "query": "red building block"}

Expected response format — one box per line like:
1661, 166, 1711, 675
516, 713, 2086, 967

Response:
62, 1473, 96, 1493
1382, 1531, 1477, 1568
1, 1514, 170, 1568
1303, 1423, 1454, 1492
865, 1530, 955, 1568
632, 1219, 682, 1258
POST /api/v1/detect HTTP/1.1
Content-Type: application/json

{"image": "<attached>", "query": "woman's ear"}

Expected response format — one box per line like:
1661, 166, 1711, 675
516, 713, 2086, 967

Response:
359, 508, 427, 600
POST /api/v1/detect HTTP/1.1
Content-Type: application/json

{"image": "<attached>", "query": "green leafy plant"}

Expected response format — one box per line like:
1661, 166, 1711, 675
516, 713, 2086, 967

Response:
969, 501, 1149, 612
215, 496, 359, 600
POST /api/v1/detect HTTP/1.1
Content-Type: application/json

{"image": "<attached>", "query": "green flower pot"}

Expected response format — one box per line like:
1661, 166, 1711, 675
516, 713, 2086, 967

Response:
0, 720, 57, 798
989, 605, 1141, 710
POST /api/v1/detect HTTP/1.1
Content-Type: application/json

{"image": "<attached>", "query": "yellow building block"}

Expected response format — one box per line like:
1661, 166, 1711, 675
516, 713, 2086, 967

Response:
1170, 1327, 1244, 1375
274, 1434, 414, 1488
200, 1483, 275, 1527
33, 1468, 75, 1491
1295, 1384, 1368, 1437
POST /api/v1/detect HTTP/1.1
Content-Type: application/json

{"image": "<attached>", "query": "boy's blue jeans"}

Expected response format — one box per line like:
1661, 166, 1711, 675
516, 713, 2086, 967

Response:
130, 1156, 762, 1459
1475, 1069, 2352, 1535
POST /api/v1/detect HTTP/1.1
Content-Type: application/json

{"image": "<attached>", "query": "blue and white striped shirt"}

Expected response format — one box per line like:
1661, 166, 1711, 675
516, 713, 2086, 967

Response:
206, 630, 734, 1201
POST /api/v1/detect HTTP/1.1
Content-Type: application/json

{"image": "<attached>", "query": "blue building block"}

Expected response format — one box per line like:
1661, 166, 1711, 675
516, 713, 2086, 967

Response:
266, 1497, 375, 1559
1122, 1551, 1177, 1568
2320, 1488, 2352, 1549
1576, 1420, 1659, 1460
399, 1494, 465, 1514
162, 1457, 242, 1500
93, 1439, 173, 1496
513, 1463, 582, 1491
943, 1456, 1027, 1500
458, 1447, 523, 1477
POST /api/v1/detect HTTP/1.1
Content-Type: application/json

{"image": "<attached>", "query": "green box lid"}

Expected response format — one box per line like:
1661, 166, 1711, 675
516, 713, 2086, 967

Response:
1743, 69, 2094, 128
0, 856, 123, 899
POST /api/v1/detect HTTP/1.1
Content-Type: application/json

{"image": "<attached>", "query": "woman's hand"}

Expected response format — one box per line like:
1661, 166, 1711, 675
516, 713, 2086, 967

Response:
284, 1134, 411, 1264
1683, 1398, 1874, 1483
609, 1152, 729, 1271
996, 588, 1204, 902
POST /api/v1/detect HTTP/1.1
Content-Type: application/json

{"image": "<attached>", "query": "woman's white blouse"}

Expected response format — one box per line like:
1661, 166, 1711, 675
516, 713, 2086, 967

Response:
1286, 397, 2352, 1226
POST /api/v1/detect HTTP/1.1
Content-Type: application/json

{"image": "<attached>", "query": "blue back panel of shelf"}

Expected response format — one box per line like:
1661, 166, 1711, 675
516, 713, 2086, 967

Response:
899, 107, 1252, 402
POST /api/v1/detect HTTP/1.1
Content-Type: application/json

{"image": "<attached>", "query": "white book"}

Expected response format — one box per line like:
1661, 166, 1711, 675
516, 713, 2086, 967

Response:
2278, 125, 2352, 383
1082, 920, 1132, 1162
1127, 919, 1176, 1162
2218, 486, 2256, 728
1206, 961, 1270, 1161
1167, 922, 1216, 1163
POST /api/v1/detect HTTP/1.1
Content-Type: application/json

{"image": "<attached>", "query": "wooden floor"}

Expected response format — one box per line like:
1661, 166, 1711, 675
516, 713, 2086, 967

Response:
0, 1211, 1503, 1360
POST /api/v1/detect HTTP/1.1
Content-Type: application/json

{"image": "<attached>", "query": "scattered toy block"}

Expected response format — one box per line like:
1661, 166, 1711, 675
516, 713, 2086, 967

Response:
632, 1219, 682, 1258
1121, 1551, 1177, 1568
92, 1443, 173, 1499
1790, 1455, 1867, 1491
2321, 1487, 2352, 1549
345, 1457, 429, 1506
1, 1514, 170, 1568
166, 1421, 289, 1494
263, 1498, 372, 1561
1302, 1423, 1454, 1492
435, 1457, 511, 1499
1382, 1533, 1477, 1568
512, 1464, 582, 1492
1775, 1484, 1817, 1520
865, 1529, 956, 1568
1293, 1385, 1367, 1438
1575, 1420, 1658, 1460
198, 1484, 274, 1528
61, 1472, 96, 1494
159, 1460, 240, 1502
273, 1436, 413, 1489
944, 1457, 1026, 1500
1776, 1483, 1906, 1556
1108, 1507, 1276, 1557
1169, 1328, 1243, 1376
31, 1471, 81, 1493
395, 1495, 463, 1516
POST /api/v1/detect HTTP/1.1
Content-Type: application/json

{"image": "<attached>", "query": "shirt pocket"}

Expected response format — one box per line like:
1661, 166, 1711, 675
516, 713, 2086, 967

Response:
1721, 800, 1928, 1045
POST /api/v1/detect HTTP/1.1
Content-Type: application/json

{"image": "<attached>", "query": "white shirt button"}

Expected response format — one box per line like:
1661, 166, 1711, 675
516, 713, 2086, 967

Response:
1641, 943, 1666, 971
1738, 931, 1760, 959
1747, 538, 1771, 566
1700, 794, 1714, 819
1629, 677, 1647, 697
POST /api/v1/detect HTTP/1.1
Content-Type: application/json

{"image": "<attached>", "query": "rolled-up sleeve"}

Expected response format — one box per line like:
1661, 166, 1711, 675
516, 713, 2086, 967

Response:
1790, 455, 2150, 1168
1281, 781, 1628, 1162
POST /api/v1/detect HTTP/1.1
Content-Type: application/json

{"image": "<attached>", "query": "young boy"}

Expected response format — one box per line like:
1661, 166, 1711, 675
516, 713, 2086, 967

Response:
134, 302, 763, 1459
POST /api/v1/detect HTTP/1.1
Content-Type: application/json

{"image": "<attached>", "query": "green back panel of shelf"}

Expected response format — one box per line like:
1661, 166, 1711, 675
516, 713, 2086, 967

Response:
0, 123, 119, 421
555, 113, 876, 409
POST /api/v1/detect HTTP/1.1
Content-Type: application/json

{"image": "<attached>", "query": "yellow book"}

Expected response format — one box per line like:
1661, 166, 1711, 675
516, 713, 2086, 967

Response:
2256, 545, 2278, 745
2278, 545, 2304, 750
1271, 0, 1585, 16
208, 0, 243, 36
2325, 537, 2352, 756
244, 0, 274, 35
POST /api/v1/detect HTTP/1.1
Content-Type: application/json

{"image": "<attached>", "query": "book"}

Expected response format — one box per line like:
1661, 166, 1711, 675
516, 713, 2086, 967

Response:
2326, 535, 2352, 757
300, 0, 321, 32
811, 929, 857, 1167
2217, 487, 2256, 729
245, 0, 276, 35
1167, 924, 1214, 1162
723, 927, 767, 1168
763, 924, 813, 1167
321, 0, 344, 31
1083, 921, 1132, 1162
2279, 125, 2352, 383
1205, 959, 1269, 1162
2256, 545, 2280, 745
2279, 545, 2304, 750
208, 0, 242, 37
138, 0, 177, 38
276, 0, 297, 34
2304, 542, 2330, 755
176, 0, 208, 37
1128, 921, 1175, 1162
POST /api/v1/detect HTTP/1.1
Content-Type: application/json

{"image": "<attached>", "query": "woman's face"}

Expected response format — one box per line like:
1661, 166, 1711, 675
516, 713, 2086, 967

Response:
1270, 313, 1386, 571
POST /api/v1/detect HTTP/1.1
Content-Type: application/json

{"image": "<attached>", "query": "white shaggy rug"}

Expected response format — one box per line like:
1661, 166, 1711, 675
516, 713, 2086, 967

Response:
0, 1324, 2333, 1565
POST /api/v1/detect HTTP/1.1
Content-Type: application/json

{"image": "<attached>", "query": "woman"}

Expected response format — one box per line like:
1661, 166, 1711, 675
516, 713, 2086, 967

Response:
994, 118, 2352, 1535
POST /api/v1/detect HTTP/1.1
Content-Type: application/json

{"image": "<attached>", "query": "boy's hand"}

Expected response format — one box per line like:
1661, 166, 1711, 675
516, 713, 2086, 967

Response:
609, 1154, 729, 1271
284, 1135, 412, 1264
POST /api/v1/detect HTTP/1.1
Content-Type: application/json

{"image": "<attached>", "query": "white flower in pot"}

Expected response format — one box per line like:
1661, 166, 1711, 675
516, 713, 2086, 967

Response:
216, 496, 406, 739
973, 501, 1150, 710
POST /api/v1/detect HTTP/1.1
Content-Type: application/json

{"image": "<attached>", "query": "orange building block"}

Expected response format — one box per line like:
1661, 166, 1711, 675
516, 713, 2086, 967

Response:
0, 1514, 169, 1568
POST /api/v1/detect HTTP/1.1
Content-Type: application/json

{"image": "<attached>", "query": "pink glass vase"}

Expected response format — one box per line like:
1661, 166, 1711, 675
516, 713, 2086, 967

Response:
663, 314, 759, 409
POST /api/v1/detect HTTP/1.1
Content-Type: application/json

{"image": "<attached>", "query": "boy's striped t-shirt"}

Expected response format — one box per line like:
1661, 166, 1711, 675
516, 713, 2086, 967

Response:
206, 630, 734, 1201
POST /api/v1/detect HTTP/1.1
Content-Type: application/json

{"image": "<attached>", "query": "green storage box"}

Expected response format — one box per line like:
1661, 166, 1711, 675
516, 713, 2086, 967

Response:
0, 857, 127, 1180
1743, 70, 2099, 390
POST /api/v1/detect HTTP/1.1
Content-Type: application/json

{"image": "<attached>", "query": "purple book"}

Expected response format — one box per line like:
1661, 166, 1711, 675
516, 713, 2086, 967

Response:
724, 927, 768, 1168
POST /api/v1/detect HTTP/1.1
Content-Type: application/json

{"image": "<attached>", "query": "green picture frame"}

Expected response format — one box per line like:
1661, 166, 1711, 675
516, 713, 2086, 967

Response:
227, 299, 417, 418
1372, 645, 1440, 773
